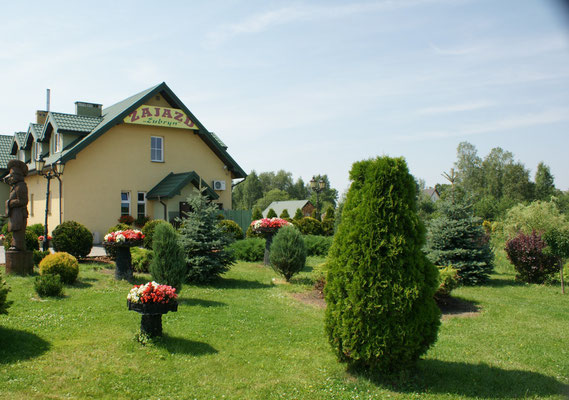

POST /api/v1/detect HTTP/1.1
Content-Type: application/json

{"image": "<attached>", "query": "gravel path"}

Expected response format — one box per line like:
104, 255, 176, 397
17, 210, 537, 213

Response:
0, 245, 107, 264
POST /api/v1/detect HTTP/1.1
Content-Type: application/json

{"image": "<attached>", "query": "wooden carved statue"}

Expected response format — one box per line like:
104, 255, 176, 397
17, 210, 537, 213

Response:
4, 160, 29, 251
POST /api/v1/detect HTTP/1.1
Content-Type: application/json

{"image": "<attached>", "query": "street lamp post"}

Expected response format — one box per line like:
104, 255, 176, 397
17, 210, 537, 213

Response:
35, 158, 64, 251
309, 176, 326, 217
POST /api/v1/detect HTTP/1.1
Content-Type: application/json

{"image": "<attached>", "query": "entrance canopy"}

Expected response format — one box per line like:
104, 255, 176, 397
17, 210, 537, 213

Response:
146, 171, 219, 200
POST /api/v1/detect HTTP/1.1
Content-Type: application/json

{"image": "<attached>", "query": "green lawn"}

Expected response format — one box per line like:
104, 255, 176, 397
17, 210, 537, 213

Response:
1, 258, 568, 399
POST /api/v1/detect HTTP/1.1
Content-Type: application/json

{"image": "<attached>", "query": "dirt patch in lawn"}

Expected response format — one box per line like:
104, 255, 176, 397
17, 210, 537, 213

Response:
290, 290, 326, 309
81, 256, 114, 265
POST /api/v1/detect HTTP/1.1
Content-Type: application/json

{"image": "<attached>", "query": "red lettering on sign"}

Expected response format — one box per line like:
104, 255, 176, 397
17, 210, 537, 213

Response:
141, 108, 152, 118
162, 109, 172, 119
174, 111, 183, 121
184, 116, 195, 128
154, 107, 160, 117
128, 110, 139, 122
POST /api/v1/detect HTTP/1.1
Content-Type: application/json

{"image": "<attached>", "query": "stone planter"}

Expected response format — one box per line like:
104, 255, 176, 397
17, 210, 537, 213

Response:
255, 228, 278, 266
128, 300, 178, 337
103, 241, 143, 281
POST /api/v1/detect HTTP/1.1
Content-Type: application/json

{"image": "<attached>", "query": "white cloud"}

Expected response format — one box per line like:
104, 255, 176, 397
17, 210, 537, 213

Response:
399, 108, 569, 142
418, 101, 495, 115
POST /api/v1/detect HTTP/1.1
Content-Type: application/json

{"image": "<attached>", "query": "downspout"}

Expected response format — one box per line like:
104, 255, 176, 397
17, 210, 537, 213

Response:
56, 175, 62, 224
158, 196, 167, 221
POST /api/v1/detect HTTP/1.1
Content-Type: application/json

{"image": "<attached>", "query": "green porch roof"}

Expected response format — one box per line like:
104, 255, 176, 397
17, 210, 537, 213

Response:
146, 171, 219, 200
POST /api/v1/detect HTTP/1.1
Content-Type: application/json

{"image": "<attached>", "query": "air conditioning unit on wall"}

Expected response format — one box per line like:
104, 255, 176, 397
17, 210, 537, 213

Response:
213, 180, 226, 191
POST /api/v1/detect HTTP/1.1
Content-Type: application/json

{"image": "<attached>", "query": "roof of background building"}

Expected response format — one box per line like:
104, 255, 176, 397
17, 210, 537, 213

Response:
263, 200, 313, 217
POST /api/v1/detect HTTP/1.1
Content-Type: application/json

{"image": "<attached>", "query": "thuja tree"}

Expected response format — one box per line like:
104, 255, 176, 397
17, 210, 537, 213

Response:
324, 157, 440, 372
425, 200, 494, 285
150, 223, 186, 292
178, 192, 235, 283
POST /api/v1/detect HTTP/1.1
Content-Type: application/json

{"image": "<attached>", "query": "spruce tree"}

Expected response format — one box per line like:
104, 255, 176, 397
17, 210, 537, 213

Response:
293, 208, 303, 220
150, 223, 186, 292
425, 200, 494, 285
325, 157, 440, 372
267, 208, 277, 218
179, 192, 235, 283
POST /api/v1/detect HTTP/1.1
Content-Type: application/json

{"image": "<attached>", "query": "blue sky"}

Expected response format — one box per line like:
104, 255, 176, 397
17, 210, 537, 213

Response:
1, 0, 568, 195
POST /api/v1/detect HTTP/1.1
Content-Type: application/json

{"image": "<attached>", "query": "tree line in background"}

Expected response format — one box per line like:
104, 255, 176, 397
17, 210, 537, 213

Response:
232, 170, 339, 213
426, 141, 565, 221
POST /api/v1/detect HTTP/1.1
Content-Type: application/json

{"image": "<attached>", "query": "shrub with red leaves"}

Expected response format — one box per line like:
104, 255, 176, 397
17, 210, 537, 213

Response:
505, 231, 559, 283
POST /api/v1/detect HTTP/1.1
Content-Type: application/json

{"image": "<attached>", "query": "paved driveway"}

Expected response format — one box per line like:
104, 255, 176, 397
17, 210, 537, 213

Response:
0, 245, 107, 264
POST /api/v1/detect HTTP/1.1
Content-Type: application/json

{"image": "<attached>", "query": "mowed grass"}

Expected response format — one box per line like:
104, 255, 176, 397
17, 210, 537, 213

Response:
0, 257, 568, 400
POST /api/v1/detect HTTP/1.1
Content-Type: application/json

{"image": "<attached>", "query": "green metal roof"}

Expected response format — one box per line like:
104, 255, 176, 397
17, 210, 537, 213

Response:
146, 171, 219, 200
50, 112, 103, 133
0, 135, 14, 169
29, 123, 44, 139
10, 132, 27, 155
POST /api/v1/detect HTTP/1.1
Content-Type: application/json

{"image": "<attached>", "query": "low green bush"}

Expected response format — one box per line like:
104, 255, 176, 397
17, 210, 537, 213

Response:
0, 271, 11, 314
295, 217, 323, 235
303, 235, 333, 257
28, 223, 45, 237
34, 274, 64, 298
269, 226, 307, 281
218, 219, 244, 240
52, 221, 93, 259
33, 250, 51, 266
39, 252, 79, 284
436, 265, 459, 298
3, 229, 40, 251
142, 220, 170, 249
228, 238, 265, 262
245, 225, 261, 238
131, 247, 153, 273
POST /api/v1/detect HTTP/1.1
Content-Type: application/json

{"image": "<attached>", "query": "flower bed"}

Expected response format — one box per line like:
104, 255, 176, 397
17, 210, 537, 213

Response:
104, 229, 145, 244
127, 281, 178, 305
250, 218, 291, 233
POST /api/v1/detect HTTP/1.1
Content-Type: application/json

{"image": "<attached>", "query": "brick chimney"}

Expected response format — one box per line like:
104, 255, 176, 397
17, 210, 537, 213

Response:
36, 110, 48, 125
75, 102, 102, 117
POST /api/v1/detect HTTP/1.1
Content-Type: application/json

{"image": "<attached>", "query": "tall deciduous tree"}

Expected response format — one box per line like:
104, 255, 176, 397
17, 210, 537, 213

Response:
535, 162, 556, 200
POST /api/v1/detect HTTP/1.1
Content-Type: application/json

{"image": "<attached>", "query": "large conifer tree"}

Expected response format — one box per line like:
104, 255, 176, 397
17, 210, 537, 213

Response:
325, 157, 440, 372
425, 200, 493, 285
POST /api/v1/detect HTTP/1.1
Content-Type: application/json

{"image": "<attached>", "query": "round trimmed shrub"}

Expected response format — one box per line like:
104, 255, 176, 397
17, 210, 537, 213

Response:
28, 223, 45, 237
52, 221, 93, 258
505, 231, 559, 284
34, 274, 64, 297
142, 220, 170, 250
218, 219, 244, 241
39, 252, 79, 284
269, 225, 306, 281
33, 250, 51, 266
325, 156, 440, 372
131, 247, 153, 273
296, 217, 323, 235
3, 229, 40, 251
229, 237, 265, 262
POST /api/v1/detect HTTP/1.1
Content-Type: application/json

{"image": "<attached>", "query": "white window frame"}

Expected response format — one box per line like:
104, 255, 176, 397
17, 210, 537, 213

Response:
54, 132, 62, 153
121, 192, 131, 216
33, 142, 41, 161
137, 192, 146, 219
151, 136, 164, 162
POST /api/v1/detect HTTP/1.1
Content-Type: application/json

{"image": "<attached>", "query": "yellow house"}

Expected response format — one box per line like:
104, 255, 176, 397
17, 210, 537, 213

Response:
3, 82, 246, 242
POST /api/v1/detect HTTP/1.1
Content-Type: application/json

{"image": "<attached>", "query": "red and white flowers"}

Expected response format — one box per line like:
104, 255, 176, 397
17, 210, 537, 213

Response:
251, 218, 291, 233
127, 281, 177, 304
104, 229, 144, 243
38, 235, 52, 242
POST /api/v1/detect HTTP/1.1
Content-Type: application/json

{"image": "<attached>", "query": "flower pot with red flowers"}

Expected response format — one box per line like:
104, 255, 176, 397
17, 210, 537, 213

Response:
250, 218, 292, 265
103, 230, 145, 281
127, 281, 178, 337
